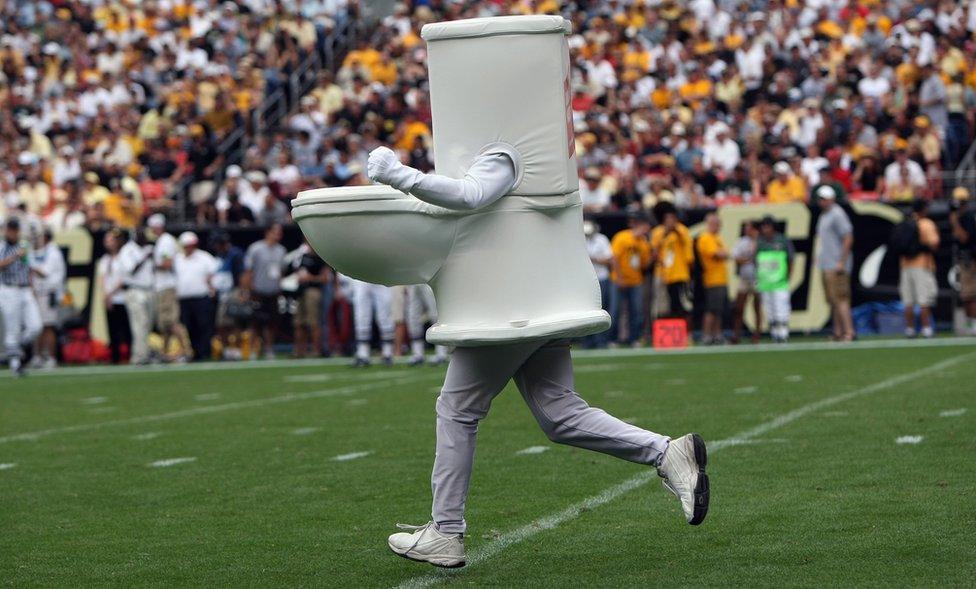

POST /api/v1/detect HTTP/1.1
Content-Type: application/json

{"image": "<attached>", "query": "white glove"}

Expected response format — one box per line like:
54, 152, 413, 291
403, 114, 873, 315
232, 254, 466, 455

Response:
367, 146, 421, 193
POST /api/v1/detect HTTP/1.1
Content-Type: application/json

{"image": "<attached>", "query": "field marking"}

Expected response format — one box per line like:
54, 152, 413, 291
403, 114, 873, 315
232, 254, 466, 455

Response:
81, 396, 108, 405
292, 427, 319, 436
0, 375, 436, 445
285, 370, 413, 383
895, 435, 924, 445
515, 446, 549, 456
716, 438, 789, 447
194, 393, 221, 402
334, 451, 371, 462
395, 351, 975, 589
133, 432, 162, 441
149, 457, 197, 468
4, 337, 974, 380
574, 363, 662, 374
0, 463, 16, 470
785, 375, 804, 382
733, 386, 758, 395
939, 408, 967, 417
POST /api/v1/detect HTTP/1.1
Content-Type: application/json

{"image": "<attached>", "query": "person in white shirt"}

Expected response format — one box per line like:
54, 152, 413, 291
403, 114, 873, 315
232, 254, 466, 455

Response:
97, 229, 130, 364
148, 214, 191, 361
29, 228, 66, 368
703, 124, 741, 173
583, 220, 613, 348
117, 230, 155, 364
882, 149, 928, 201
579, 168, 610, 212
175, 232, 218, 361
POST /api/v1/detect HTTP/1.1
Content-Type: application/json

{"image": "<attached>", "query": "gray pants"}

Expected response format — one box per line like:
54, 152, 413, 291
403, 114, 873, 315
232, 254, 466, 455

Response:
432, 339, 670, 534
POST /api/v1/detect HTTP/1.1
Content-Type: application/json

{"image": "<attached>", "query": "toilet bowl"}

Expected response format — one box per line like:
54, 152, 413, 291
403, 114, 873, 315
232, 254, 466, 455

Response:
292, 15, 611, 346
291, 185, 459, 287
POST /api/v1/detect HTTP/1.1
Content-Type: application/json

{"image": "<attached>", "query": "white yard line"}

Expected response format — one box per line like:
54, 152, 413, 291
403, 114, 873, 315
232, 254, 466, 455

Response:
132, 432, 162, 441
148, 457, 196, 468
333, 451, 371, 462
0, 375, 436, 445
394, 351, 974, 589
895, 435, 924, 445
2, 337, 974, 380
733, 386, 758, 395
194, 393, 221, 402
0, 463, 16, 470
292, 427, 319, 436
515, 446, 549, 456
939, 408, 967, 417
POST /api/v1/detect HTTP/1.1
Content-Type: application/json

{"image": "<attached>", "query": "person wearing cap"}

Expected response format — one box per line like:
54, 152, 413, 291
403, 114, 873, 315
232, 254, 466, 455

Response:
147, 214, 192, 362
696, 213, 729, 344
609, 212, 652, 345
175, 232, 219, 361
0, 217, 42, 376
583, 220, 613, 348
881, 148, 926, 202
579, 168, 610, 213
756, 216, 795, 343
949, 186, 976, 334
28, 228, 66, 369
81, 171, 110, 206
815, 185, 855, 341
766, 161, 807, 203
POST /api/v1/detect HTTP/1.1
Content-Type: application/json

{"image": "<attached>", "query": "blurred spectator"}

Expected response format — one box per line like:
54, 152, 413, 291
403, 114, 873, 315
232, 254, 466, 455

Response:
148, 214, 190, 362
815, 186, 855, 342
731, 220, 762, 344
98, 229, 130, 364
580, 168, 611, 213
767, 161, 808, 204
949, 187, 976, 335
756, 216, 795, 343
118, 228, 155, 364
289, 238, 330, 358
609, 213, 652, 346
211, 231, 247, 360
696, 213, 729, 345
29, 228, 65, 369
882, 148, 927, 201
895, 200, 940, 338
650, 204, 694, 323
243, 223, 287, 359
583, 220, 613, 348
175, 232, 218, 361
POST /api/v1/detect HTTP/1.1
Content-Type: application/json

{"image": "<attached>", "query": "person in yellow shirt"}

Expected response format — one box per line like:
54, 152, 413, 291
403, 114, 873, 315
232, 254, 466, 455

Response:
103, 185, 141, 230
610, 213, 652, 345
767, 161, 808, 203
696, 213, 730, 344
678, 68, 712, 110
650, 204, 694, 321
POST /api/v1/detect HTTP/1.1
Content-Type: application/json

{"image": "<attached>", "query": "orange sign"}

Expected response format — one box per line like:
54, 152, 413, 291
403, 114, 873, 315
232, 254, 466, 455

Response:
652, 319, 689, 349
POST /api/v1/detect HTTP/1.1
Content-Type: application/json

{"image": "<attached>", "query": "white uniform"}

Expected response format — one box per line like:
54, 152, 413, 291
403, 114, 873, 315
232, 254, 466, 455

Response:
117, 240, 155, 364
30, 241, 66, 327
351, 278, 395, 360
0, 240, 42, 362
368, 147, 670, 534
406, 284, 448, 362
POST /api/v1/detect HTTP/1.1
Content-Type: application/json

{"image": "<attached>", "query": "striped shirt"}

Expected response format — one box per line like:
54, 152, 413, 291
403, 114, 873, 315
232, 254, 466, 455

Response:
0, 240, 31, 287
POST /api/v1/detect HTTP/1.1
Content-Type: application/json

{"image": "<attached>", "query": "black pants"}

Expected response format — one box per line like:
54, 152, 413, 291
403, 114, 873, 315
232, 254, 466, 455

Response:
107, 303, 131, 364
180, 296, 214, 361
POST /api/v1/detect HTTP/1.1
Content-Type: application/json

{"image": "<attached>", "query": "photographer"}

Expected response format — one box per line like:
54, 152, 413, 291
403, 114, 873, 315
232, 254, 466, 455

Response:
949, 187, 976, 335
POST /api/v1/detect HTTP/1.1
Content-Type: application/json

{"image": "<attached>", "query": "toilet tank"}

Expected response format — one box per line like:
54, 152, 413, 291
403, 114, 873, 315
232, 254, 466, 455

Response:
421, 15, 578, 196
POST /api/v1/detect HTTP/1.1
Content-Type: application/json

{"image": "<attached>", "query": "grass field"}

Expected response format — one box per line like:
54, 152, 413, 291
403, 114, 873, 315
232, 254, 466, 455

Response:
2, 339, 975, 587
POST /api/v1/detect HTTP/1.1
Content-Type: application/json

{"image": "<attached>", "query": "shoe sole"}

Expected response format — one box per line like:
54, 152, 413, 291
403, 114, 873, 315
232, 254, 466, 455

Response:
689, 433, 709, 526
388, 543, 466, 568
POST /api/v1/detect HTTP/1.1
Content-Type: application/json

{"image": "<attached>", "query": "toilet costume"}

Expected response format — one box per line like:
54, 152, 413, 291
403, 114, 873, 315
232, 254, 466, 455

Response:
292, 15, 708, 567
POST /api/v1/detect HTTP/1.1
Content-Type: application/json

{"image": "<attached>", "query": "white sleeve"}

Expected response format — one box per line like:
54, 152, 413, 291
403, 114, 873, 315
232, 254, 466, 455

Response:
368, 145, 520, 211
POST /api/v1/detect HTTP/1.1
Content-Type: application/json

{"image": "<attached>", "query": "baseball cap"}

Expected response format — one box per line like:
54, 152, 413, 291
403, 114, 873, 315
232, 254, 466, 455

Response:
226, 165, 242, 179
147, 213, 166, 229
179, 231, 199, 247
816, 185, 837, 200
774, 161, 791, 175
760, 215, 777, 226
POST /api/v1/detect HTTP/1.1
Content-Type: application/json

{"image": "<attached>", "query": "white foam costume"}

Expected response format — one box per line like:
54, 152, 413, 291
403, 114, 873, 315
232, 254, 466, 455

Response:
295, 16, 672, 536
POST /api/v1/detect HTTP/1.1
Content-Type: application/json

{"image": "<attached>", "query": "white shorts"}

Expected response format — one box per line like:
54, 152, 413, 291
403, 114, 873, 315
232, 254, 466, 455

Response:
37, 290, 62, 327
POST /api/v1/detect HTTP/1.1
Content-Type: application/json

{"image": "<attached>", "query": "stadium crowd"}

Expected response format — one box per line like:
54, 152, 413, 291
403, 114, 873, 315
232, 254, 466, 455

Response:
3, 0, 976, 372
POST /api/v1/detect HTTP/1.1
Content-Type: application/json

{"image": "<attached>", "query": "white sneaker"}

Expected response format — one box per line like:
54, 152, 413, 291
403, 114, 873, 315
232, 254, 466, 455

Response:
42, 356, 57, 370
657, 433, 709, 525
388, 522, 466, 568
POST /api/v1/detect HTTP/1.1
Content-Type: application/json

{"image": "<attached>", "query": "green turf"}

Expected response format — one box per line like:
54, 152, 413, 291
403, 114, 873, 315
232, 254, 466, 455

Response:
1, 343, 974, 587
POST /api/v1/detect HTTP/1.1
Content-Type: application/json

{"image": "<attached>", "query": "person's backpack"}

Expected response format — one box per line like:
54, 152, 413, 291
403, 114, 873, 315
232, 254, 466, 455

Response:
889, 218, 922, 258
